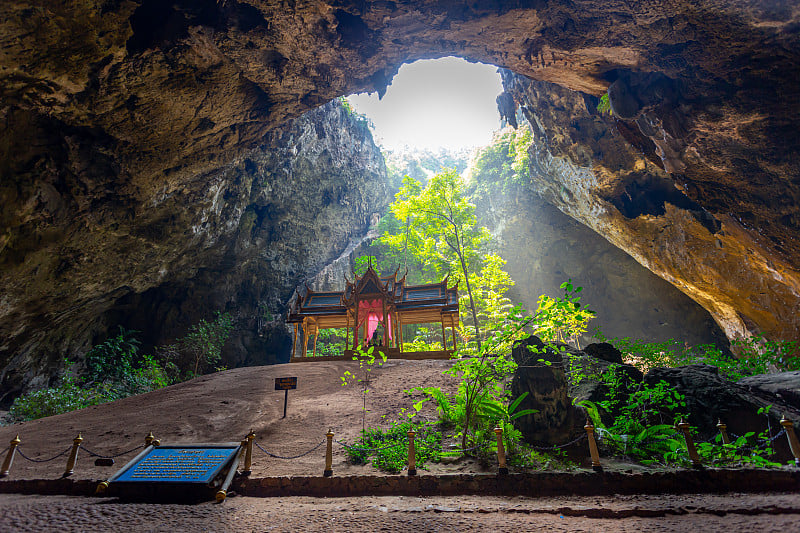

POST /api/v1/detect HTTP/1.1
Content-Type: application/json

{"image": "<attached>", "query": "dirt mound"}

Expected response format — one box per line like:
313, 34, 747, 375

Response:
0, 359, 465, 480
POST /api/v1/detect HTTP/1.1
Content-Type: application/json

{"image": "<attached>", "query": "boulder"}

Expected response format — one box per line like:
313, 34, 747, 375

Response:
739, 372, 800, 412
510, 336, 584, 446
583, 342, 623, 364
644, 365, 800, 460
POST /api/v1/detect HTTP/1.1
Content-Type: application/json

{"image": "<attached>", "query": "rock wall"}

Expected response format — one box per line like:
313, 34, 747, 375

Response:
478, 178, 728, 346
0, 101, 388, 403
498, 71, 800, 343
2, 1, 800, 395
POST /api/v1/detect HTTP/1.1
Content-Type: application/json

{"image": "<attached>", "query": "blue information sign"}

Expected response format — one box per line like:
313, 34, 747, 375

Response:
113, 445, 240, 484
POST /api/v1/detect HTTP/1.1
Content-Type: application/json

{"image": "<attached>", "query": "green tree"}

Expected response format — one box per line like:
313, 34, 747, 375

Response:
176, 311, 235, 376
384, 170, 492, 349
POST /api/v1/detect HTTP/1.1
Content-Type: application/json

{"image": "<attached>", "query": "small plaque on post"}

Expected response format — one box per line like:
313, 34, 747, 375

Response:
274, 377, 297, 390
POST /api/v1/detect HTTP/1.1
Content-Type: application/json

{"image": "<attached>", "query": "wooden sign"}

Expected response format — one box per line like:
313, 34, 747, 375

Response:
274, 376, 298, 390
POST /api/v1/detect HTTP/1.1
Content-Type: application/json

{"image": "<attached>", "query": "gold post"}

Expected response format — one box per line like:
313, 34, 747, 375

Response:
0, 435, 21, 478
145, 431, 155, 446
242, 429, 255, 476
324, 429, 334, 477
398, 315, 403, 352
677, 419, 703, 469
494, 426, 508, 475
407, 429, 417, 476
346, 314, 350, 351
63, 433, 83, 478
353, 302, 360, 350
450, 315, 458, 352
716, 419, 731, 445
292, 324, 298, 359
780, 415, 800, 467
382, 300, 389, 347
584, 419, 603, 472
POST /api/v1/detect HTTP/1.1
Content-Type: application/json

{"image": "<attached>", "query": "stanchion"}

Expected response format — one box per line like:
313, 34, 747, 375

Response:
242, 430, 255, 476
676, 419, 703, 469
584, 419, 603, 472
494, 425, 508, 475
324, 429, 334, 477
63, 433, 83, 478
0, 435, 21, 478
780, 415, 800, 466
716, 419, 731, 444
407, 429, 417, 476
145, 431, 160, 447
216, 446, 246, 503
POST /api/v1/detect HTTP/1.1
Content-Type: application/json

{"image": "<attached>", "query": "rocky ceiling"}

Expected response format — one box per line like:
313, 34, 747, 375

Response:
1, 0, 799, 391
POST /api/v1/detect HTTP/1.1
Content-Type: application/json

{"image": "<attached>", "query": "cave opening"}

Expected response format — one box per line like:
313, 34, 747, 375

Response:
344, 56, 504, 152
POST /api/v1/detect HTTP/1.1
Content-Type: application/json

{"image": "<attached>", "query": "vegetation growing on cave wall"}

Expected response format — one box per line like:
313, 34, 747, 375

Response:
6, 314, 236, 423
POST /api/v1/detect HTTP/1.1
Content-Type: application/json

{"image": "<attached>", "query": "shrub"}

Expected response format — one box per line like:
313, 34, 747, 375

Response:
345, 420, 442, 473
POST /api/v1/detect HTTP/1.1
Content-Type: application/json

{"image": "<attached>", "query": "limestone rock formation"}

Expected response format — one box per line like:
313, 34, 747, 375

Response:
0, 100, 388, 402
510, 336, 584, 446
2, 1, 800, 396
643, 364, 800, 459
498, 71, 800, 343
476, 169, 730, 346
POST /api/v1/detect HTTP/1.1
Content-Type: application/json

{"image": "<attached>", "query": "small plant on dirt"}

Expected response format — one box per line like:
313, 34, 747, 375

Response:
341, 345, 388, 433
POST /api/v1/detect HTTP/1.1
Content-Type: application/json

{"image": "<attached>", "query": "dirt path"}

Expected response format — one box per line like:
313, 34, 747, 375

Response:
1, 492, 798, 532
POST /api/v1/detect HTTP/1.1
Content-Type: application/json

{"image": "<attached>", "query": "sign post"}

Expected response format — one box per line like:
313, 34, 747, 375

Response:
274, 377, 297, 418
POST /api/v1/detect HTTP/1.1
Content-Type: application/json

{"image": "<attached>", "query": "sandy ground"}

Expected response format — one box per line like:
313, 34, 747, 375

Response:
0, 359, 466, 480
0, 492, 798, 532
1, 360, 799, 531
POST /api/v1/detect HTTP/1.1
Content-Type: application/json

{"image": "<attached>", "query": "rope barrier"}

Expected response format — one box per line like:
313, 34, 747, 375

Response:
255, 440, 325, 460
336, 439, 405, 452
80, 443, 145, 459
530, 433, 586, 451
0, 446, 8, 456
16, 446, 71, 463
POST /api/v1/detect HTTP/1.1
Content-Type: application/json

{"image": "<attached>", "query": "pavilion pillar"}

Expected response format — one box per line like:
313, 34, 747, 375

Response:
441, 318, 447, 351
346, 314, 350, 351
450, 315, 458, 352
292, 324, 298, 359
313, 323, 319, 357
301, 319, 308, 358
353, 301, 360, 350
382, 299, 389, 347
397, 315, 404, 352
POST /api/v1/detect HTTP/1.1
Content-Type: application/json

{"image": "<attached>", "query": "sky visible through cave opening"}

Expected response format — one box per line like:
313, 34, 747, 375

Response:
346, 57, 504, 151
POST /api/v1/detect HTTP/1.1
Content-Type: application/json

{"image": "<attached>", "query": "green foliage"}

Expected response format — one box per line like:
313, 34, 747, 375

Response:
597, 93, 613, 115
415, 306, 534, 450
353, 255, 378, 277
534, 280, 595, 349
316, 328, 348, 357
174, 311, 235, 376
469, 126, 533, 197
599, 333, 799, 380
8, 361, 111, 421
378, 169, 517, 349
345, 420, 442, 474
